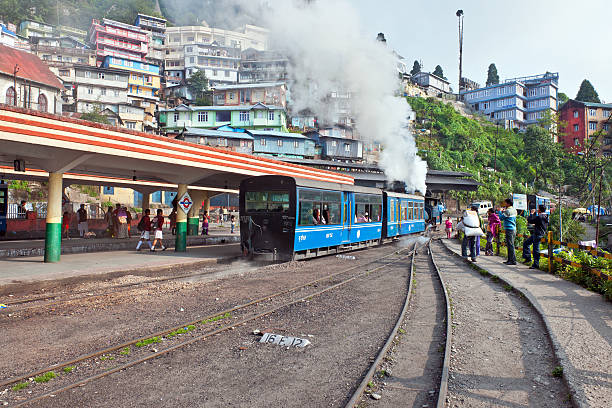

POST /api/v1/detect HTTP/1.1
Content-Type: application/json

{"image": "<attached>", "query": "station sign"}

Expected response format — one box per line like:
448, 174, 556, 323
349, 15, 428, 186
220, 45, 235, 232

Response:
178, 192, 193, 214
512, 193, 527, 211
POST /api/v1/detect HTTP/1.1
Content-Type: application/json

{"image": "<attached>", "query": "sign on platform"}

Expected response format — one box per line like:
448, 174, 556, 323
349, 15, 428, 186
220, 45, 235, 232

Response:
512, 193, 527, 211
259, 332, 311, 348
178, 192, 194, 214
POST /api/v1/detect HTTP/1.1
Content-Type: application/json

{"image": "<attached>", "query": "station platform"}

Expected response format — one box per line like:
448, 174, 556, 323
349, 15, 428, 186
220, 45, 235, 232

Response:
0, 226, 238, 259
0, 242, 241, 288
442, 239, 611, 408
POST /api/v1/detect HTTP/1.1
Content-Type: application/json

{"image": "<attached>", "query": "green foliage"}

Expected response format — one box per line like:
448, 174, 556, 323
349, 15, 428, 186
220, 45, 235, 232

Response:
135, 336, 161, 347
558, 92, 569, 104
12, 382, 29, 391
433, 65, 445, 79
9, 180, 30, 192
549, 208, 585, 243
575, 79, 601, 103
552, 366, 564, 377
187, 69, 210, 103
410, 60, 421, 76
486, 63, 500, 86
554, 250, 612, 299
0, 1, 163, 29
34, 371, 57, 383
63, 366, 75, 373
80, 107, 111, 125
523, 124, 562, 186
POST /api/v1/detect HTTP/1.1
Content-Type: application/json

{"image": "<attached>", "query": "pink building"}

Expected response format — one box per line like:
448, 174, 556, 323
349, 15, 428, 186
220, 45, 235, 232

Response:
88, 19, 149, 66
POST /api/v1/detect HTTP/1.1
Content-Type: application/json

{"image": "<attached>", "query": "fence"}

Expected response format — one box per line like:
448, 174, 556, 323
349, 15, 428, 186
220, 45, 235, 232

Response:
7, 202, 107, 220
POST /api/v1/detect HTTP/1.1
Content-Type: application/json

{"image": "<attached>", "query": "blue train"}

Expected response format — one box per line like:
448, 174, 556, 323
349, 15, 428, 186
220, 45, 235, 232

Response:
239, 176, 426, 260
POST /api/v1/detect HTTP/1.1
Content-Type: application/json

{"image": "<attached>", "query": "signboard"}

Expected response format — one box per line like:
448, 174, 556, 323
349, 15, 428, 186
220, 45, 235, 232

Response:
512, 193, 527, 211
259, 333, 311, 348
178, 192, 193, 214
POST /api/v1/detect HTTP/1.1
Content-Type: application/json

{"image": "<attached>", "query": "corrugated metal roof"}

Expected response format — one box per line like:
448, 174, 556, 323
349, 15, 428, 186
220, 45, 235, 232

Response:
164, 103, 284, 112
212, 82, 285, 91
184, 127, 253, 140
247, 130, 310, 139
0, 44, 64, 90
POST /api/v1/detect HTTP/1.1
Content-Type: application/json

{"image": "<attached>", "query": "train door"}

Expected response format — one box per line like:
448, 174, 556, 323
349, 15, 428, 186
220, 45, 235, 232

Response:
341, 191, 352, 243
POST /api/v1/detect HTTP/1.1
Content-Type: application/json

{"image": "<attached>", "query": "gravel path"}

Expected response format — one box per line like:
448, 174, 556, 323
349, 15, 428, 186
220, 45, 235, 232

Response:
431, 241, 571, 408
360, 246, 446, 407
0, 244, 403, 382
21, 253, 413, 407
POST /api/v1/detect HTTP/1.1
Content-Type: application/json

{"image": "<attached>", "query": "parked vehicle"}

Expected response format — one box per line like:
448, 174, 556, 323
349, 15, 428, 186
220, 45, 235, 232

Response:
470, 201, 493, 216
239, 175, 425, 261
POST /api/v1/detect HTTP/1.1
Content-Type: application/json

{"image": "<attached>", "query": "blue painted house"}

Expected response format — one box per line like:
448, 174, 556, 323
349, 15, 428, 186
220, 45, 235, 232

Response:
247, 130, 315, 159
304, 129, 363, 161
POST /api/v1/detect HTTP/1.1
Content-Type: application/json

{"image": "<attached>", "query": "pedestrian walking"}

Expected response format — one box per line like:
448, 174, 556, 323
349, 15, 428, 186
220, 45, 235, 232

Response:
136, 209, 153, 251
461, 205, 483, 262
201, 211, 209, 235
126, 209, 132, 238
150, 209, 167, 252
62, 211, 71, 239
77, 204, 88, 237
169, 208, 177, 235
230, 214, 236, 234
444, 217, 453, 239
112, 203, 121, 238
498, 198, 518, 265
523, 204, 549, 269
485, 208, 501, 255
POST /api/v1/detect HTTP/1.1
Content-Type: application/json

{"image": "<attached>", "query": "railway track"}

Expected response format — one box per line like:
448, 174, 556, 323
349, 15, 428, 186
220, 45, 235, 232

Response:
3, 242, 420, 407
345, 239, 452, 408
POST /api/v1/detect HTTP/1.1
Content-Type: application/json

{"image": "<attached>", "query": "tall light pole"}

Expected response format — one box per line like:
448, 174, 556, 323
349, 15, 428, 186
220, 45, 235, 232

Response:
457, 10, 464, 96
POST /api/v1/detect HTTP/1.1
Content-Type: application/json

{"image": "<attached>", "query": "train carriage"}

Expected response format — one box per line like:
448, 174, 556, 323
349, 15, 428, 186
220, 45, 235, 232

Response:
240, 175, 425, 261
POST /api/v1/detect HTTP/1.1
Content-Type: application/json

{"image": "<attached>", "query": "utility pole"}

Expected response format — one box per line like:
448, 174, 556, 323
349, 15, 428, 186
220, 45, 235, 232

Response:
493, 121, 499, 173
12, 64, 19, 106
558, 184, 563, 243
456, 10, 464, 96
595, 167, 603, 249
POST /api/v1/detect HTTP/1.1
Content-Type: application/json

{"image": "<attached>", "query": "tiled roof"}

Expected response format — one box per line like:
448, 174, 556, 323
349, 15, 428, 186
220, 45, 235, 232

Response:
0, 44, 63, 90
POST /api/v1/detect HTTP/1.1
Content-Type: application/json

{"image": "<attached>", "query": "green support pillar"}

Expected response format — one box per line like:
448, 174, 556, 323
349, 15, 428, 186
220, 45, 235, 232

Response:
175, 183, 188, 252
44, 172, 63, 263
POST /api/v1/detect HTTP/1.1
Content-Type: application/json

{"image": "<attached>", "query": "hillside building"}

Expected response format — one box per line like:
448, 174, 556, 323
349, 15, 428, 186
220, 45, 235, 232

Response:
559, 99, 612, 156
238, 49, 288, 83
461, 72, 559, 129
411, 72, 452, 95
134, 14, 167, 73
212, 82, 286, 109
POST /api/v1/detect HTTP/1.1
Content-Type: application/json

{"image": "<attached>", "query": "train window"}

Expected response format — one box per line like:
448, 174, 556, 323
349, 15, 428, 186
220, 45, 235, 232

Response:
408, 202, 413, 220
354, 194, 380, 223
245, 191, 289, 213
298, 189, 341, 226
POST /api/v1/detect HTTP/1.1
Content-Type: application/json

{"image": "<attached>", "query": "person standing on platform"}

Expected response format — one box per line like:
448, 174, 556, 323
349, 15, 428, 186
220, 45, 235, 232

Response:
77, 204, 88, 237
151, 209, 167, 251
498, 198, 518, 265
202, 211, 209, 235
523, 204, 548, 269
230, 214, 236, 234
136, 209, 152, 251
445, 217, 453, 239
169, 208, 177, 235
116, 206, 129, 239
62, 211, 71, 239
104, 206, 114, 237
126, 208, 132, 238
485, 208, 501, 255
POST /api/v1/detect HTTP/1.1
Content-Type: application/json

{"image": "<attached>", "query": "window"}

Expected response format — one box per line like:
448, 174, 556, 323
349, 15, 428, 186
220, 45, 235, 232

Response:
101, 88, 106, 96
331, 140, 337, 147
603, 110, 611, 118
198, 111, 208, 122
85, 71, 91, 78
354, 194, 381, 223
589, 122, 597, 131
225, 70, 230, 77
574, 138, 580, 146
189, 57, 195, 63
5, 86, 16, 105
87, 87, 93, 95
229, 92, 235, 100
589, 109, 596, 116
186, 46, 193, 53
573, 124, 579, 132
103, 186, 114, 195
126, 122, 136, 129
268, 111, 275, 121
173, 112, 179, 122
298, 189, 341, 226
245, 191, 290, 213
59, 69, 69, 77
344, 143, 351, 152
277, 139, 283, 147
114, 90, 120, 97
294, 141, 299, 148
604, 124, 610, 131
98, 72, 105, 79
239, 111, 250, 121
37, 93, 47, 112
260, 138, 266, 146
217, 111, 230, 122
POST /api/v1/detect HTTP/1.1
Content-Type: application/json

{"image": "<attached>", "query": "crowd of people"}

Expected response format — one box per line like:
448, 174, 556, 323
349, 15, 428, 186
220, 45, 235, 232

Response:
447, 198, 549, 268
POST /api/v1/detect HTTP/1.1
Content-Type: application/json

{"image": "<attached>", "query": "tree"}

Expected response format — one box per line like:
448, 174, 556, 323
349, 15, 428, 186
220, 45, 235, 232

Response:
410, 60, 421, 76
486, 63, 499, 86
558, 92, 569, 104
523, 124, 562, 187
575, 79, 601, 103
80, 106, 110, 125
432, 65, 445, 79
186, 69, 212, 105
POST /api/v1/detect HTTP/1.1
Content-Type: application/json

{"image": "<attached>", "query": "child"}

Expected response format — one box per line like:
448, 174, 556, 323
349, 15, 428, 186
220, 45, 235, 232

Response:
136, 209, 152, 251
62, 211, 71, 239
486, 208, 501, 256
201, 211, 209, 236
230, 214, 236, 234
444, 217, 453, 239
150, 209, 167, 252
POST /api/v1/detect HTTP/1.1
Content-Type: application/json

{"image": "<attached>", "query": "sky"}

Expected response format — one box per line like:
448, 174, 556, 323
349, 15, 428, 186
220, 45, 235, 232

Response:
351, 0, 612, 100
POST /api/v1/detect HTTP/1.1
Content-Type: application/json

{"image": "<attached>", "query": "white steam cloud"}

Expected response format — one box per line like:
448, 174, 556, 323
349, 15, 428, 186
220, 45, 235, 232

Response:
163, 0, 428, 193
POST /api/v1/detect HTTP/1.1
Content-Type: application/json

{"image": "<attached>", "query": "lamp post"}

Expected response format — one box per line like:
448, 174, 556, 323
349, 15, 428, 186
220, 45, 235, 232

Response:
456, 10, 464, 96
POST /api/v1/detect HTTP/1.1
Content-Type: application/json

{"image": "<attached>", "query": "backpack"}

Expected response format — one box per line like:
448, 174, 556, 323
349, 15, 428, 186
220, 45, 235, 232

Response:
137, 216, 146, 232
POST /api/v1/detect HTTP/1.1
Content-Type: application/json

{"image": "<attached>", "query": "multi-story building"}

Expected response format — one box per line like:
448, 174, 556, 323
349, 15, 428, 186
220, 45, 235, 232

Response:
461, 72, 559, 129
18, 20, 54, 39
0, 44, 63, 114
411, 72, 451, 95
182, 127, 254, 154
31, 36, 96, 69
304, 129, 363, 162
55, 25, 87, 42
0, 22, 18, 47
248, 130, 315, 159
559, 99, 612, 156
160, 103, 287, 132
134, 14, 166, 71
212, 82, 287, 109
165, 23, 268, 53
88, 19, 149, 67
239, 49, 288, 83
183, 42, 241, 85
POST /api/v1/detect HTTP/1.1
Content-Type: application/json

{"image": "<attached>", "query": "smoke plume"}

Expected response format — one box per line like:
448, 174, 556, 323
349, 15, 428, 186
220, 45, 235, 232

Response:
163, 0, 428, 193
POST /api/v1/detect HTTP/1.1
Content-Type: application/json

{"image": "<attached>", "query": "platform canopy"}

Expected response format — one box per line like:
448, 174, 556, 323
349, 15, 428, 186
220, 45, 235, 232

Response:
0, 105, 354, 190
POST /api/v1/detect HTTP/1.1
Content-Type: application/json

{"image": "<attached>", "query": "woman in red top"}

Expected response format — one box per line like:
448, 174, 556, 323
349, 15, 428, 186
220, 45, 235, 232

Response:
150, 209, 167, 252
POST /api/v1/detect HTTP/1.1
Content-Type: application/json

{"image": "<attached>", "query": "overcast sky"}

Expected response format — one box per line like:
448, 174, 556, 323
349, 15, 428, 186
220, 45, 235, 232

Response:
352, 0, 612, 101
